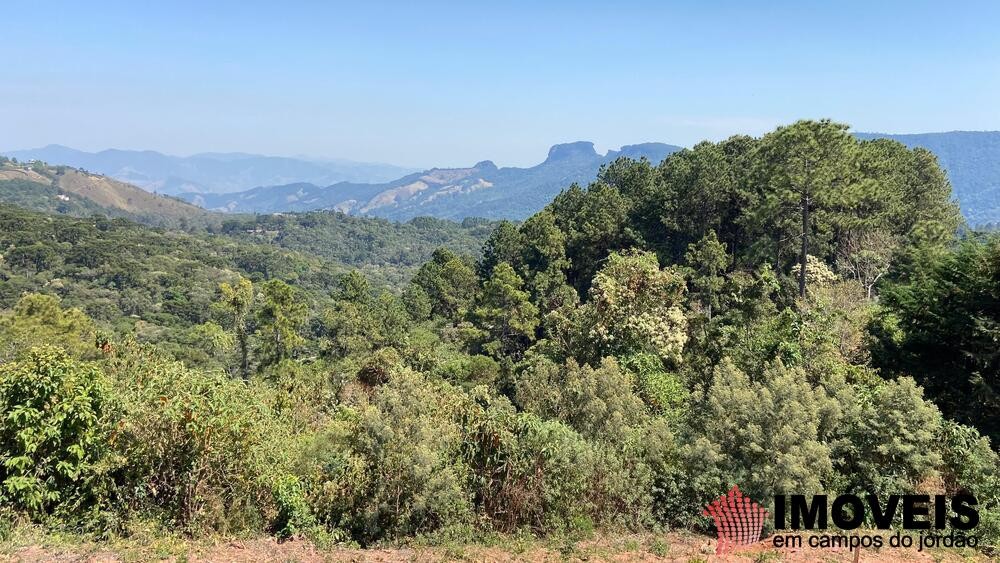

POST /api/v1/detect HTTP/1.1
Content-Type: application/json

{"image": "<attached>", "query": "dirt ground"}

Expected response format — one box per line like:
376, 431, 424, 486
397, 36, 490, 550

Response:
2, 531, 992, 562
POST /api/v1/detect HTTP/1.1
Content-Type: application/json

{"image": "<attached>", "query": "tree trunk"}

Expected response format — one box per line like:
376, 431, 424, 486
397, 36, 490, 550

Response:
238, 329, 249, 380
799, 193, 809, 297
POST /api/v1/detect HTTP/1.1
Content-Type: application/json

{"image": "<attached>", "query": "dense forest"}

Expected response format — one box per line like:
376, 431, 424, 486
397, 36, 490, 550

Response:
1, 121, 998, 552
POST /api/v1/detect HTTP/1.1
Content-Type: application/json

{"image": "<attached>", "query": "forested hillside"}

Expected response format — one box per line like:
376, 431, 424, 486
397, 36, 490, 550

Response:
216, 212, 494, 271
1, 121, 997, 554
0, 204, 490, 364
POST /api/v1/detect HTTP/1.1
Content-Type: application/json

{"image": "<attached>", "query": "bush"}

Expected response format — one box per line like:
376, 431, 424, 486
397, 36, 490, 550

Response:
510, 414, 596, 532
619, 352, 688, 421
299, 370, 472, 543
835, 377, 943, 497
0, 294, 97, 362
0, 347, 114, 523
680, 359, 836, 510
515, 356, 647, 443
271, 474, 317, 539
938, 421, 1000, 549
104, 341, 291, 534
462, 389, 665, 533
462, 394, 595, 533
432, 354, 500, 388
356, 346, 403, 387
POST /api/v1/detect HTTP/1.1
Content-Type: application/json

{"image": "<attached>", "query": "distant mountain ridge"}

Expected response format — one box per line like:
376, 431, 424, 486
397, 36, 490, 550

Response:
1, 145, 419, 195
181, 141, 682, 220
177, 133, 1000, 224
8, 131, 999, 225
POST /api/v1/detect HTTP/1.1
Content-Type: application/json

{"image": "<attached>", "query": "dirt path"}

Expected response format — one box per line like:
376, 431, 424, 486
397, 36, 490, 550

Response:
2, 532, 991, 562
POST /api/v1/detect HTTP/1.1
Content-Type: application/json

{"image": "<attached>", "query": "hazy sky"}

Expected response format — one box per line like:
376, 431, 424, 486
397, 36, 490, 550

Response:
3, 1, 999, 168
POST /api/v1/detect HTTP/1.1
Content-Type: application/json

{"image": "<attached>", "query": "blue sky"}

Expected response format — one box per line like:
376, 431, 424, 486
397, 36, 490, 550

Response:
3, 1, 999, 168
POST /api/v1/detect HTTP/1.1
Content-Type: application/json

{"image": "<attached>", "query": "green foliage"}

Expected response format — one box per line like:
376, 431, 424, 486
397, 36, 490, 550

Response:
504, 414, 596, 531
220, 211, 492, 288
477, 220, 523, 278
412, 248, 478, 322
300, 370, 472, 543
874, 236, 1000, 445
0, 180, 111, 219
619, 352, 687, 421
583, 250, 687, 365
683, 230, 731, 319
938, 421, 1000, 547
1, 120, 995, 553
104, 341, 292, 534
270, 474, 317, 539
402, 283, 432, 321
515, 357, 647, 443
750, 119, 854, 296
0, 294, 97, 362
471, 263, 538, 361
834, 377, 943, 497
356, 346, 404, 386
256, 279, 307, 367
0, 347, 113, 521
433, 354, 500, 388
219, 277, 255, 378
686, 360, 837, 504
468, 396, 671, 532
324, 273, 410, 360
550, 182, 636, 293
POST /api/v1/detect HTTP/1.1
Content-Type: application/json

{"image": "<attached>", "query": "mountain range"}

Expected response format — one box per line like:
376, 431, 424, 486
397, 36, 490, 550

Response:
180, 142, 682, 220
1, 145, 418, 195
5, 132, 1000, 225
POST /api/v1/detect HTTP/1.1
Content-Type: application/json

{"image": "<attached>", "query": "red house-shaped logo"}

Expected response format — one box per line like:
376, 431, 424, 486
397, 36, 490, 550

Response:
702, 485, 768, 556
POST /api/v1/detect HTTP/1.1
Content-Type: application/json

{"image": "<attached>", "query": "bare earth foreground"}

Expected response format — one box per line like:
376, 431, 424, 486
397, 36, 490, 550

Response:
1, 532, 992, 563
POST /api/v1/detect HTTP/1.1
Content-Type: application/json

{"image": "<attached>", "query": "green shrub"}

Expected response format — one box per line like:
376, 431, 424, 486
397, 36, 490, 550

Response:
678, 359, 835, 514
515, 356, 647, 443
0, 347, 114, 523
432, 354, 500, 388
0, 294, 97, 362
835, 377, 943, 497
619, 352, 688, 422
271, 474, 317, 539
104, 341, 291, 534
503, 413, 596, 532
462, 389, 663, 533
938, 421, 1000, 549
300, 370, 472, 543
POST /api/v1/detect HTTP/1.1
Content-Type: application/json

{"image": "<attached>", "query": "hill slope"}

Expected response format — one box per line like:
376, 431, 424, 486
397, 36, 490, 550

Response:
855, 131, 1000, 226
1, 145, 418, 195
0, 163, 213, 227
183, 141, 681, 220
